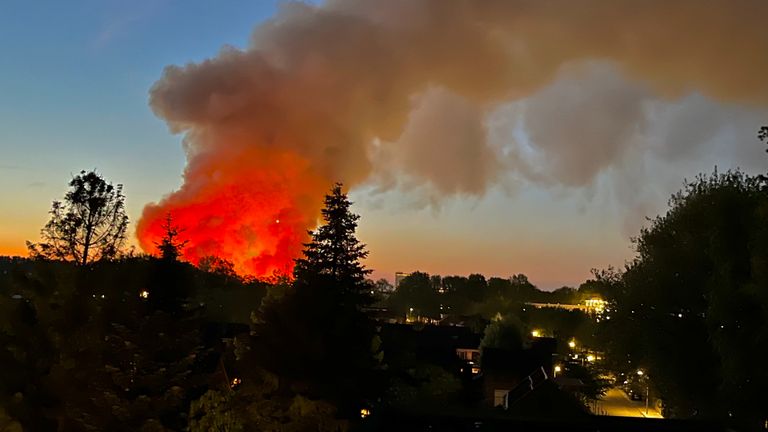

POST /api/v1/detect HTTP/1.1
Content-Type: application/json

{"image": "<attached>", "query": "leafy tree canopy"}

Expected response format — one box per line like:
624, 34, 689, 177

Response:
481, 313, 525, 352
27, 170, 128, 265
386, 271, 441, 318
611, 169, 768, 427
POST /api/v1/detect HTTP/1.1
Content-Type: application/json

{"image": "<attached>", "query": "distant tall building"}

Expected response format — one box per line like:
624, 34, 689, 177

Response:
394, 272, 411, 289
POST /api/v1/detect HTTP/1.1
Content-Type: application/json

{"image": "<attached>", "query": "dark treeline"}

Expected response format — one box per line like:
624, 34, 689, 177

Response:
385, 271, 608, 317
384, 271, 607, 349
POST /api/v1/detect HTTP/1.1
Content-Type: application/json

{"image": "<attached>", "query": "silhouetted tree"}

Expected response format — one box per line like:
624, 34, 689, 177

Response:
27, 170, 128, 265
247, 183, 382, 418
562, 363, 611, 401
386, 271, 441, 318
758, 125, 768, 152
0, 258, 215, 430
373, 278, 393, 293
293, 182, 372, 304
370, 278, 393, 304
155, 212, 187, 262
57, 300, 209, 431
188, 370, 347, 432
611, 169, 768, 429
480, 313, 525, 351
577, 267, 622, 302
198, 255, 237, 278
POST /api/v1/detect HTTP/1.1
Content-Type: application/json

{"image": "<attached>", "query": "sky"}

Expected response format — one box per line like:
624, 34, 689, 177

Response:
1, 0, 766, 289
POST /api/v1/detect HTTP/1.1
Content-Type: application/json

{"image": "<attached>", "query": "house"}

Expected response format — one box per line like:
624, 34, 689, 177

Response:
379, 323, 482, 372
481, 337, 557, 409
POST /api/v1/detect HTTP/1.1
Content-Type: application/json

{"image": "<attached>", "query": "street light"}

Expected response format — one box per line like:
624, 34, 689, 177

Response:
554, 365, 562, 378
637, 370, 649, 415
568, 339, 576, 349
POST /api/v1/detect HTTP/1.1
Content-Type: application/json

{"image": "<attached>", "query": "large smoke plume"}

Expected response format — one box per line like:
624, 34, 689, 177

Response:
137, 0, 768, 277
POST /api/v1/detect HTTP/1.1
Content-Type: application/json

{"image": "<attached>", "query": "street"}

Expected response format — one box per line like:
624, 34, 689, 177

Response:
594, 387, 663, 418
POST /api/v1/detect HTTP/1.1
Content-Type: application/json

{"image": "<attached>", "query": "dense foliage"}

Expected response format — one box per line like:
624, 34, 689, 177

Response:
0, 256, 265, 430
607, 170, 768, 429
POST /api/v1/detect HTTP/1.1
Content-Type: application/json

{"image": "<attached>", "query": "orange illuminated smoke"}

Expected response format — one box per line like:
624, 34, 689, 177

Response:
137, 147, 330, 278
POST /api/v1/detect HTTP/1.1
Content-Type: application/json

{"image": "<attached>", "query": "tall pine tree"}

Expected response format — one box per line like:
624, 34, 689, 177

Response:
293, 182, 372, 305
154, 212, 188, 262
246, 183, 381, 419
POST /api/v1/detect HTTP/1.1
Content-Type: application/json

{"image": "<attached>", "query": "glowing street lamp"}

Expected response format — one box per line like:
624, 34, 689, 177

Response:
139, 290, 149, 299
636, 370, 649, 414
554, 365, 562, 378
568, 339, 576, 349
531, 329, 541, 338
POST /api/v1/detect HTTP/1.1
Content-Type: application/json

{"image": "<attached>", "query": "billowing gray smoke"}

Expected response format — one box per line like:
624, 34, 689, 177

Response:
139, 0, 768, 275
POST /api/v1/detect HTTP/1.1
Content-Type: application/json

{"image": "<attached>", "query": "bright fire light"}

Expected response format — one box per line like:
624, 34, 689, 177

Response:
137, 148, 331, 279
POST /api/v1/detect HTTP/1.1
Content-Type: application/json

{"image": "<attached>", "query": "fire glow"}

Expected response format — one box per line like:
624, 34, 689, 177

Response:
137, 147, 329, 277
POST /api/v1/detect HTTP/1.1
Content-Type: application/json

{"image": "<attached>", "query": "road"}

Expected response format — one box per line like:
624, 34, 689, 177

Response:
594, 388, 663, 418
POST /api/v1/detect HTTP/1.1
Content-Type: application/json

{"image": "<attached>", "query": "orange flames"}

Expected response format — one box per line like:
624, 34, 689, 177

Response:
137, 146, 329, 278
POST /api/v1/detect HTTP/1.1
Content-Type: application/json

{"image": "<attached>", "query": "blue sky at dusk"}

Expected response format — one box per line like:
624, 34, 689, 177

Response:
1, 0, 278, 254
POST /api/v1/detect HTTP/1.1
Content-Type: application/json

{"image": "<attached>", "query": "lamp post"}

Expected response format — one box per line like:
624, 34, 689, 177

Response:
637, 370, 649, 415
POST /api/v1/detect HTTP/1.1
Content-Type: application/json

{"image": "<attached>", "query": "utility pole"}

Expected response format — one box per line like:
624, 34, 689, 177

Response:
645, 382, 649, 415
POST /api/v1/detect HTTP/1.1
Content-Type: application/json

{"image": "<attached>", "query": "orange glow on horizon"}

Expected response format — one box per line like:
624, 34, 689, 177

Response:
0, 240, 28, 258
